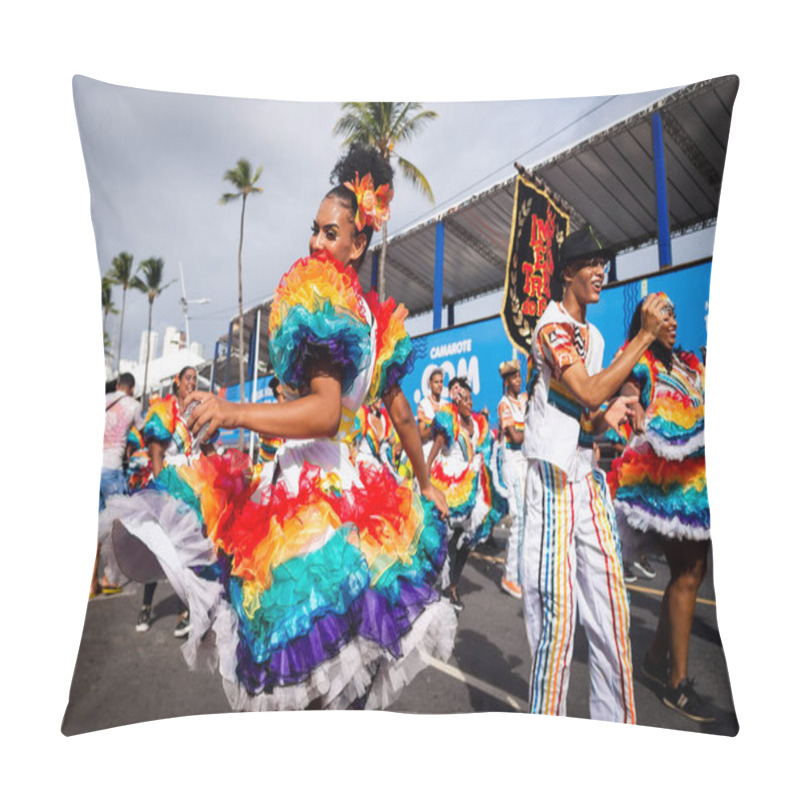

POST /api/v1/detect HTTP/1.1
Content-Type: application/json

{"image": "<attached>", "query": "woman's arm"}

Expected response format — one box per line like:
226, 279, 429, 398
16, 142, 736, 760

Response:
148, 440, 165, 478
426, 433, 444, 475
383, 385, 448, 518
186, 364, 343, 441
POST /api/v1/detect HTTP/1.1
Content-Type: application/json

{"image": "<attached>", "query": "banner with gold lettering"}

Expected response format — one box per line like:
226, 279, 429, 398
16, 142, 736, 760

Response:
501, 175, 570, 352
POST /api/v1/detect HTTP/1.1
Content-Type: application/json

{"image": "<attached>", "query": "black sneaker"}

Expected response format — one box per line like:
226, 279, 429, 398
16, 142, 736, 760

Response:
447, 586, 464, 612
173, 611, 192, 638
623, 563, 637, 584
135, 605, 152, 633
662, 679, 716, 723
633, 556, 656, 580
641, 654, 669, 688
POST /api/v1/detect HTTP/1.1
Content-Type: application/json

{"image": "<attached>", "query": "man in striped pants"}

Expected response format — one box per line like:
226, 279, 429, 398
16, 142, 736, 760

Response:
520, 229, 669, 722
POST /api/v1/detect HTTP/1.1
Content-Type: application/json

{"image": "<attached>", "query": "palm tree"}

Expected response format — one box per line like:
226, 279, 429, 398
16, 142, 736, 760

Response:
333, 102, 438, 301
108, 251, 135, 372
101, 273, 118, 360
220, 158, 263, 449
131, 257, 174, 410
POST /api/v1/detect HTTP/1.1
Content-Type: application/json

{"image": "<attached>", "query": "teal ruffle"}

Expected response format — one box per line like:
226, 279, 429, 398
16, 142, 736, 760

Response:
268, 299, 371, 395
231, 528, 371, 662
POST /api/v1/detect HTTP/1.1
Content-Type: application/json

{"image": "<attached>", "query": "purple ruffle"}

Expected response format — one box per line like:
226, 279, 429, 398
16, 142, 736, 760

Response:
236, 578, 438, 694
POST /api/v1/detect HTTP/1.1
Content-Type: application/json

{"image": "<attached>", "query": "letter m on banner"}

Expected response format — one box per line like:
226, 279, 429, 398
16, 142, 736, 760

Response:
502, 175, 570, 353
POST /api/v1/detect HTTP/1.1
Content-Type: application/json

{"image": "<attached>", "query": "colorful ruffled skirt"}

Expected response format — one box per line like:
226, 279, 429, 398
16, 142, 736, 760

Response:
99, 443, 456, 711
609, 397, 709, 542
430, 454, 491, 543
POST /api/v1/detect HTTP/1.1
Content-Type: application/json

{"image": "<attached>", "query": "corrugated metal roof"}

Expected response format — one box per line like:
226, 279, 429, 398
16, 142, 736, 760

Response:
356, 75, 738, 316
211, 76, 738, 388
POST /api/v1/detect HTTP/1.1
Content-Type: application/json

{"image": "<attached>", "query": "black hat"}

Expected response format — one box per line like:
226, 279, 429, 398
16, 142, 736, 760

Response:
557, 228, 614, 271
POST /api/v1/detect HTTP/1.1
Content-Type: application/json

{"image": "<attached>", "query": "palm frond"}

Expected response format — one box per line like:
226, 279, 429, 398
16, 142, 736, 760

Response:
393, 109, 438, 144
129, 276, 148, 294
109, 251, 135, 286
219, 192, 241, 204
396, 155, 435, 203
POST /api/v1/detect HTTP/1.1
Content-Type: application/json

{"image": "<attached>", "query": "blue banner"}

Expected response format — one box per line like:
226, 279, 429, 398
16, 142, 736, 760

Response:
400, 260, 711, 430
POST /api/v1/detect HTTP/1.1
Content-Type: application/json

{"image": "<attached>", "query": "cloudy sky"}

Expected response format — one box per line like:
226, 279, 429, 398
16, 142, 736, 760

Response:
74, 77, 676, 364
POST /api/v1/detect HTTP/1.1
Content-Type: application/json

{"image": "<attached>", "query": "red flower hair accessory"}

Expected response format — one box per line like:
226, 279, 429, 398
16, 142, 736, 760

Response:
343, 172, 393, 232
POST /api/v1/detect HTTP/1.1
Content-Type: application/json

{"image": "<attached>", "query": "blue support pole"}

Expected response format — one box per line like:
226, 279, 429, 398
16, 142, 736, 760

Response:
210, 340, 220, 392
371, 252, 379, 291
447, 302, 455, 328
652, 111, 672, 268
248, 322, 257, 380
224, 320, 233, 391
433, 221, 445, 331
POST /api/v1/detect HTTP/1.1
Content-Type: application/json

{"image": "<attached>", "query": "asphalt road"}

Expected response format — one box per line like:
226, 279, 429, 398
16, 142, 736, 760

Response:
62, 524, 738, 736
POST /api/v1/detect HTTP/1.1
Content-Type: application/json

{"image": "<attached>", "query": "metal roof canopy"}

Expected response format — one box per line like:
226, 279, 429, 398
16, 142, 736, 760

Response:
356, 75, 738, 317
203, 297, 273, 391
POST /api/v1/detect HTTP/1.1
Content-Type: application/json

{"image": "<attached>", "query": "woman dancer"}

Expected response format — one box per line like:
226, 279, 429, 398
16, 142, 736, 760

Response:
427, 377, 492, 611
354, 400, 399, 478
105, 366, 214, 635
108, 145, 455, 711
608, 294, 714, 723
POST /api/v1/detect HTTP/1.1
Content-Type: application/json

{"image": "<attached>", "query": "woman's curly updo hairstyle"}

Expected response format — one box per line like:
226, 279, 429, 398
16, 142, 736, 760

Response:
327, 144, 394, 258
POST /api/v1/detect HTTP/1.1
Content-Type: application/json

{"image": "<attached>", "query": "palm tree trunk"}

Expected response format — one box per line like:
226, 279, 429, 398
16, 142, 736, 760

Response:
379, 224, 388, 303
116, 286, 127, 374
237, 195, 247, 450
142, 298, 153, 412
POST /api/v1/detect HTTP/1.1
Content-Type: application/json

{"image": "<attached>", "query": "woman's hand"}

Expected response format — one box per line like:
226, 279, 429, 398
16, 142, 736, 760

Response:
603, 395, 639, 436
185, 391, 238, 441
421, 484, 449, 520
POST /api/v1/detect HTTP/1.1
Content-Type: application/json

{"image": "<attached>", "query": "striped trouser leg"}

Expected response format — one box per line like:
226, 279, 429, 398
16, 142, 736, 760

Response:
574, 470, 636, 723
521, 460, 577, 716
502, 453, 526, 584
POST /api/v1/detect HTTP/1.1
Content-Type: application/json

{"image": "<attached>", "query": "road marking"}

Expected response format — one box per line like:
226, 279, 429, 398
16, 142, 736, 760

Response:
628, 584, 716, 607
469, 551, 505, 565
424, 656, 527, 712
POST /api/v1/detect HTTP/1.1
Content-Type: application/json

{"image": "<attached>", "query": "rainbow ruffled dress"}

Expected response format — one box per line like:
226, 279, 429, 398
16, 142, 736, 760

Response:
99, 395, 219, 592
608, 348, 709, 541
102, 252, 455, 711
429, 405, 493, 544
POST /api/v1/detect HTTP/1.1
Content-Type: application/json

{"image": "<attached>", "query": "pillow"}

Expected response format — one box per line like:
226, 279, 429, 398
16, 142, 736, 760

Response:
64, 75, 738, 736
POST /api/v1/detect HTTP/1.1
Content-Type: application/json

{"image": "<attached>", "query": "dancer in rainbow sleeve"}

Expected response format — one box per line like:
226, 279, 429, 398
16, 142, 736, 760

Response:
427, 377, 492, 611
608, 295, 714, 723
257, 376, 285, 466
101, 366, 218, 637
107, 145, 455, 712
520, 229, 670, 723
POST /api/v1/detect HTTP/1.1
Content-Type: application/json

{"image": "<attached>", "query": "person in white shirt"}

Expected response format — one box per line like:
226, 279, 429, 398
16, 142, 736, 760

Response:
497, 360, 526, 599
416, 368, 445, 462
520, 228, 668, 723
92, 373, 142, 597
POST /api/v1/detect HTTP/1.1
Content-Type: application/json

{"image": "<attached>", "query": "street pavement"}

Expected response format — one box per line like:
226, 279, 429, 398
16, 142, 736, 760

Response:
62, 523, 738, 736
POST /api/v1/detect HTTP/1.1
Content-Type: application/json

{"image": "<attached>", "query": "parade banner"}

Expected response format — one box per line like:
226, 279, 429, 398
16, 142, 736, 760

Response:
501, 175, 570, 353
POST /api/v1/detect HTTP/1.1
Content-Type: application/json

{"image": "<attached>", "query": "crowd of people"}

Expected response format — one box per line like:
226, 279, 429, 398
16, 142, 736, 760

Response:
93, 144, 714, 725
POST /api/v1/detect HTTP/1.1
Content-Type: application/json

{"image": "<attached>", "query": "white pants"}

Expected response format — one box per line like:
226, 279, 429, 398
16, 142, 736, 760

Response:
501, 450, 526, 584
520, 460, 636, 723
